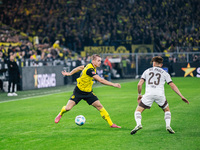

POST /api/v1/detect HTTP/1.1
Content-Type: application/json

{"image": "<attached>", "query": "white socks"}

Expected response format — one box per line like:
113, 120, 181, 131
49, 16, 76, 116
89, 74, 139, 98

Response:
134, 111, 142, 126
165, 111, 171, 127
134, 111, 171, 127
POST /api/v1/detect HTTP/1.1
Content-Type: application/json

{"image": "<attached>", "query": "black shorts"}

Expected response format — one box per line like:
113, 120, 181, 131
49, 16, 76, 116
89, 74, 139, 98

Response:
9, 75, 18, 83
70, 86, 99, 105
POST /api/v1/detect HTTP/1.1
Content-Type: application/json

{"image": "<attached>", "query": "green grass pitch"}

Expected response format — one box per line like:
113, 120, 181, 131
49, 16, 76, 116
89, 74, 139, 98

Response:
0, 77, 200, 150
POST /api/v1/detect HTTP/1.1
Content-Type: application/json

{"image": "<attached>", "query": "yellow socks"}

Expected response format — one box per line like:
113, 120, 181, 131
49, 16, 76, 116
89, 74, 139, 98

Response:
59, 106, 114, 126
59, 106, 67, 116
99, 107, 113, 126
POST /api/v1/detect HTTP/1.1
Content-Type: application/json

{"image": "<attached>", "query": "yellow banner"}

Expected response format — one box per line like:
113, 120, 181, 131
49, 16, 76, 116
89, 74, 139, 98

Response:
131, 44, 153, 53
83, 46, 130, 55
0, 42, 21, 47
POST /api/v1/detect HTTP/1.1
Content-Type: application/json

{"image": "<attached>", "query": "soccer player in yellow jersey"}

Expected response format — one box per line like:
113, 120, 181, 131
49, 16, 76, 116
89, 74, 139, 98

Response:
55, 54, 121, 128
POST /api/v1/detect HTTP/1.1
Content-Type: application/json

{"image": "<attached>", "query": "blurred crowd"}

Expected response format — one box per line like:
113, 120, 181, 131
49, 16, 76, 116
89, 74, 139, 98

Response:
0, 38, 73, 63
0, 0, 200, 63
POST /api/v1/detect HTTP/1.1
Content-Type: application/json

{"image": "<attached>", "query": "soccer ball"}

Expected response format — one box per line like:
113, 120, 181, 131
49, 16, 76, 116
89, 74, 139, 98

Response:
75, 115, 86, 126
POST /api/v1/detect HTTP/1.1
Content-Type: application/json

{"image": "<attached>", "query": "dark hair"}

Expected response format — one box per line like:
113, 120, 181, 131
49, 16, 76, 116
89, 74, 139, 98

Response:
151, 56, 163, 64
91, 54, 101, 60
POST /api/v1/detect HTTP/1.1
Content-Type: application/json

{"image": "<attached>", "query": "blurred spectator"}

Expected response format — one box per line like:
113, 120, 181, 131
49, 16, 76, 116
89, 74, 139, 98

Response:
73, 56, 82, 81
130, 59, 136, 75
104, 56, 112, 70
86, 55, 91, 64
76, 56, 82, 66
0, 0, 199, 65
7, 55, 20, 96
103, 62, 111, 81
53, 40, 61, 49
121, 56, 130, 75
30, 51, 38, 60
0, 0, 199, 53
0, 51, 5, 62
193, 54, 200, 62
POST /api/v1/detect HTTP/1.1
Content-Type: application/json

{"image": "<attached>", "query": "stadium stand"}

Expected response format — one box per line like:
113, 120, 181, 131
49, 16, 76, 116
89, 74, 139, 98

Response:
0, 0, 199, 55
0, 0, 200, 93
0, 0, 199, 78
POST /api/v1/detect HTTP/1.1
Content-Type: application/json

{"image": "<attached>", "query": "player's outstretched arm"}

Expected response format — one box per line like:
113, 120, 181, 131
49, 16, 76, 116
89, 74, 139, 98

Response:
169, 82, 189, 104
137, 79, 144, 103
138, 79, 144, 94
93, 75, 121, 88
62, 65, 84, 76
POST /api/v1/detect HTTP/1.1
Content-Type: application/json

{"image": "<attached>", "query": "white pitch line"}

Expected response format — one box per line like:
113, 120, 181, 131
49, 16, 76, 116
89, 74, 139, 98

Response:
0, 84, 106, 104
0, 81, 135, 104
0, 90, 68, 104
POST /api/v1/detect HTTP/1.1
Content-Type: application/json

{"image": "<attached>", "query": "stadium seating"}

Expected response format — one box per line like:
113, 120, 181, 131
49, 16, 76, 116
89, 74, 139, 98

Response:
0, 0, 199, 61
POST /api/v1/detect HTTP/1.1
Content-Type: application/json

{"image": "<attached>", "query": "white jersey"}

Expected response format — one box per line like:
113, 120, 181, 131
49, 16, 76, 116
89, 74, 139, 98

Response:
141, 67, 172, 97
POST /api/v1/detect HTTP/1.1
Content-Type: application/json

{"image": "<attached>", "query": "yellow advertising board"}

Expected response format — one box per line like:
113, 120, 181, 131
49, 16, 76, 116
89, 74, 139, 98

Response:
131, 44, 153, 53
83, 46, 130, 56
0, 42, 22, 47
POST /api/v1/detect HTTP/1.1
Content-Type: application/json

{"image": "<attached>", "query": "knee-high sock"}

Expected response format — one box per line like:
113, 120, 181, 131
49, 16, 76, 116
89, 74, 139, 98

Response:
59, 106, 67, 116
100, 107, 113, 126
165, 111, 171, 127
134, 111, 142, 126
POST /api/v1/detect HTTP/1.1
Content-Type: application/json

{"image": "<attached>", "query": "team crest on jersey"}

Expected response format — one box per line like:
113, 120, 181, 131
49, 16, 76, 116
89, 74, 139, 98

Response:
71, 95, 75, 99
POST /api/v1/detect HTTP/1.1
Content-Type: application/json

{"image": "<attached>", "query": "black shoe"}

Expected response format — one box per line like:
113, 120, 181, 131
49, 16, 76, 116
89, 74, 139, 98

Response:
130, 125, 142, 135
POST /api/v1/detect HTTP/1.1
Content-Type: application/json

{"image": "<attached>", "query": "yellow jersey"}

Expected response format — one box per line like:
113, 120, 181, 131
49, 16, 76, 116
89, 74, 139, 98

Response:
77, 63, 97, 92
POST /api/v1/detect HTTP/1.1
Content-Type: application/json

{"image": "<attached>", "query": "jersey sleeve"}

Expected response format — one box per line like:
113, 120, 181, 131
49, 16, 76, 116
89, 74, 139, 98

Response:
141, 70, 147, 81
86, 68, 96, 77
165, 72, 172, 84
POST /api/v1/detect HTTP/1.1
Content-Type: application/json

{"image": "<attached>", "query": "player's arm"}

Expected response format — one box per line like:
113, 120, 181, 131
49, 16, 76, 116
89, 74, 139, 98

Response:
93, 75, 121, 88
137, 78, 145, 103
62, 65, 84, 76
169, 82, 189, 104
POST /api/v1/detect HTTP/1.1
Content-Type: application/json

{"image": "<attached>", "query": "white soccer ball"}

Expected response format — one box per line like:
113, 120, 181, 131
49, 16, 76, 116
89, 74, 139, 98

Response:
75, 115, 86, 126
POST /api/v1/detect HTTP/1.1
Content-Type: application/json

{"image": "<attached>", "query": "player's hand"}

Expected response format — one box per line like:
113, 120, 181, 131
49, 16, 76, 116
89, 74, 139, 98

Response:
113, 83, 121, 88
137, 95, 142, 103
61, 70, 71, 76
181, 97, 189, 104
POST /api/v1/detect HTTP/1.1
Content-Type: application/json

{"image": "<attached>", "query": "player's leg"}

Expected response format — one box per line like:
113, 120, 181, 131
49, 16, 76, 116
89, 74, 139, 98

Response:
130, 105, 145, 134
91, 100, 121, 128
163, 106, 175, 134
55, 88, 81, 123
7, 78, 12, 96
131, 95, 152, 135
135, 105, 145, 126
157, 98, 175, 134
55, 100, 76, 123
61, 100, 76, 115
12, 77, 18, 96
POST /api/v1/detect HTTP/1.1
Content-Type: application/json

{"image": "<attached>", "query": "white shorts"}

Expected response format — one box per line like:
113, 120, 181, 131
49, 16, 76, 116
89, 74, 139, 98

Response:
140, 94, 168, 109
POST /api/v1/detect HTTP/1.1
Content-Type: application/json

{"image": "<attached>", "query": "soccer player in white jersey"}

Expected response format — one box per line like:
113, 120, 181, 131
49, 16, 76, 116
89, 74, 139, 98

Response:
130, 56, 189, 135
